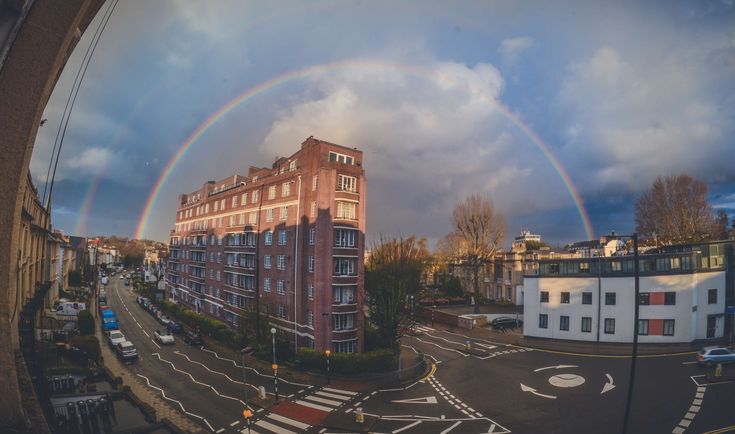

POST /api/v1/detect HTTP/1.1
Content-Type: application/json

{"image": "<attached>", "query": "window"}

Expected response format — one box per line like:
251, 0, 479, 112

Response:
277, 255, 286, 270
278, 230, 287, 245
559, 315, 569, 331
333, 286, 356, 304
216, 271, 220, 281
266, 208, 274, 222
264, 231, 272, 245
220, 199, 225, 210
334, 229, 357, 247
239, 213, 245, 225
611, 261, 621, 272
581, 317, 592, 333
214, 201, 219, 212
336, 201, 356, 220
333, 257, 356, 276
264, 255, 271, 269
310, 201, 317, 218
663, 319, 675, 336
232, 196, 238, 207
605, 292, 616, 305
540, 291, 549, 303
307, 310, 313, 326
329, 151, 354, 165
312, 175, 318, 191
280, 206, 288, 221
277, 303, 286, 318
307, 283, 314, 300
582, 292, 592, 305
337, 175, 357, 192
333, 313, 356, 330
309, 227, 316, 245
277, 280, 285, 295
664, 292, 676, 305
252, 190, 258, 203
334, 340, 357, 354
289, 160, 297, 171
579, 262, 590, 272
263, 277, 271, 292
268, 185, 276, 199
282, 182, 290, 197
241, 193, 247, 205
539, 314, 548, 329
309, 256, 314, 272
708, 289, 718, 304
604, 318, 615, 334
638, 319, 649, 335
639, 293, 650, 305
560, 292, 570, 304
217, 252, 221, 262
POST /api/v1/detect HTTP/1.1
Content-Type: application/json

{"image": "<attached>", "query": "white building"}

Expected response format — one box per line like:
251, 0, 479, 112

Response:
524, 242, 731, 343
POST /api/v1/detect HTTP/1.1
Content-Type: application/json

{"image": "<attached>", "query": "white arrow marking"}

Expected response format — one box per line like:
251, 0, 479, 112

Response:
391, 396, 438, 404
534, 365, 578, 372
601, 373, 615, 394
476, 343, 498, 350
520, 383, 557, 399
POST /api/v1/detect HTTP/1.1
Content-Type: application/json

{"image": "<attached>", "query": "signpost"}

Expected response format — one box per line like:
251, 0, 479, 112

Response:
728, 306, 734, 345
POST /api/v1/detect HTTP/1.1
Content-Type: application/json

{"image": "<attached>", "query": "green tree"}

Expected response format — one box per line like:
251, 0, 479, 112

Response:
77, 310, 95, 335
450, 194, 506, 313
68, 270, 83, 287
437, 274, 463, 297
366, 236, 429, 348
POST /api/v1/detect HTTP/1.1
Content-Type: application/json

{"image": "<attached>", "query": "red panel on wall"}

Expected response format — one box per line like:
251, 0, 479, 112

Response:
650, 292, 665, 305
649, 319, 664, 335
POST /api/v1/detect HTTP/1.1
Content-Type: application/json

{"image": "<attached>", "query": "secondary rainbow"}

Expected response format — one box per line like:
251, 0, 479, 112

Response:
134, 59, 594, 240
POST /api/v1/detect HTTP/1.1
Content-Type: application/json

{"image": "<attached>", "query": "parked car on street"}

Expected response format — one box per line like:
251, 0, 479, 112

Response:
697, 346, 735, 367
154, 329, 175, 345
167, 321, 183, 334
115, 341, 138, 360
490, 316, 523, 330
183, 330, 203, 346
107, 330, 126, 347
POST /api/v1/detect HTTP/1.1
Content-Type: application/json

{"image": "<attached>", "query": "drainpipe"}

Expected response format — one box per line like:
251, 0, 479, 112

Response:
293, 175, 302, 355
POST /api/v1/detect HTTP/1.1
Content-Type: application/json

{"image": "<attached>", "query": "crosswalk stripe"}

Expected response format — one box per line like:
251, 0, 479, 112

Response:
240, 428, 260, 434
315, 390, 352, 401
296, 399, 334, 412
267, 414, 310, 430
322, 387, 358, 396
255, 419, 297, 434
305, 395, 343, 406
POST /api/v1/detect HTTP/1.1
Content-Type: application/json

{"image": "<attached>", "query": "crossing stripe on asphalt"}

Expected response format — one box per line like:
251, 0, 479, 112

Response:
267, 413, 310, 430
255, 419, 297, 434
322, 387, 357, 396
296, 399, 334, 412
315, 390, 352, 401
305, 395, 343, 406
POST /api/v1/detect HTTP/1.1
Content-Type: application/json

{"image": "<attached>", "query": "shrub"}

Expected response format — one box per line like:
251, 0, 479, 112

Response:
69, 335, 101, 362
296, 348, 397, 374
77, 310, 95, 335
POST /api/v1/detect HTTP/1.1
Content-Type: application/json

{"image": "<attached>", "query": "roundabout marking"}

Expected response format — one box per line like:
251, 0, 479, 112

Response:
548, 373, 585, 388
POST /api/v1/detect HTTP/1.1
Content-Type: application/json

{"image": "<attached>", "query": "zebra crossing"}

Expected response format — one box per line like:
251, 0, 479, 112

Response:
414, 324, 436, 333
239, 412, 310, 434
295, 386, 358, 412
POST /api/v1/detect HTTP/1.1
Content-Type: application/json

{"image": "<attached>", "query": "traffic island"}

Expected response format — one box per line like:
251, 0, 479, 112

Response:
321, 409, 378, 433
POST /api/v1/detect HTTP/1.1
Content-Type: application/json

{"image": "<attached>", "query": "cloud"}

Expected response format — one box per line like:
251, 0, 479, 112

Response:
498, 36, 534, 63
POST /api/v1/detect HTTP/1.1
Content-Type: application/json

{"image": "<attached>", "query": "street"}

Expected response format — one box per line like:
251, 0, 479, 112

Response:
106, 278, 735, 433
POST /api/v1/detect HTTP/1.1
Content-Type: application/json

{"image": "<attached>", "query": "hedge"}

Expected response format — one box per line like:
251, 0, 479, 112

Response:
78, 310, 95, 335
158, 300, 246, 350
297, 348, 397, 375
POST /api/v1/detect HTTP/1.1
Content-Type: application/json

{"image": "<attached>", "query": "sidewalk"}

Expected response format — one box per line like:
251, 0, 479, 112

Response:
93, 291, 207, 433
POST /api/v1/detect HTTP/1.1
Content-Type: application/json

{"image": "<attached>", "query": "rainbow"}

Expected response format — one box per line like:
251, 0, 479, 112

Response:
134, 59, 594, 240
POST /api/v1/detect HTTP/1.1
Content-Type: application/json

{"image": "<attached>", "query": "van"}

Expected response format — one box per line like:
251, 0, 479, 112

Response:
54, 301, 86, 316
100, 309, 118, 331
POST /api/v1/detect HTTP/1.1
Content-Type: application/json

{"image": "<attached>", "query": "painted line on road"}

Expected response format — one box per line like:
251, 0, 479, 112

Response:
702, 424, 735, 434
393, 420, 422, 433
440, 421, 462, 434
230, 420, 240, 426
415, 338, 469, 357
215, 429, 224, 433
142, 330, 150, 337
673, 385, 707, 433
199, 347, 310, 387
152, 341, 161, 349
136, 374, 216, 432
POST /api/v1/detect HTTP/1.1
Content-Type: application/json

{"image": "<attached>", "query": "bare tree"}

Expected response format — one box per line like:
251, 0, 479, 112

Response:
450, 194, 506, 313
635, 175, 717, 245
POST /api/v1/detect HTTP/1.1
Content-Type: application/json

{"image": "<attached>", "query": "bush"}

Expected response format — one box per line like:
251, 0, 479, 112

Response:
297, 348, 397, 375
69, 335, 101, 362
364, 323, 391, 351
77, 310, 95, 335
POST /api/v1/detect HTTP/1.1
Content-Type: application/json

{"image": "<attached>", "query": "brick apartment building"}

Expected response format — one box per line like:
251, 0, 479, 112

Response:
166, 137, 365, 353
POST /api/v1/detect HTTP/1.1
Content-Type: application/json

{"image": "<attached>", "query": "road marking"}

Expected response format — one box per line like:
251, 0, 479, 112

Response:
391, 396, 438, 404
215, 429, 224, 433
152, 341, 161, 349
315, 390, 352, 400
601, 373, 616, 394
440, 421, 462, 433
230, 420, 240, 426
255, 419, 297, 434
520, 383, 556, 399
142, 330, 150, 337
304, 395, 343, 406
322, 387, 358, 396
548, 373, 585, 388
534, 365, 579, 372
296, 399, 334, 412
393, 420, 422, 433
681, 361, 698, 365
702, 425, 735, 434
136, 374, 215, 432
198, 347, 310, 386
268, 413, 310, 430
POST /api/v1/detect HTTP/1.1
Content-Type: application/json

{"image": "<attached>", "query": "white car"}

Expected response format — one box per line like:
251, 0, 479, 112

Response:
108, 330, 126, 347
119, 275, 124, 280
154, 329, 175, 345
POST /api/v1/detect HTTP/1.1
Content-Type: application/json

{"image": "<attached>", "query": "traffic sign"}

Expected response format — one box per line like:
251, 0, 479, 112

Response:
727, 306, 734, 315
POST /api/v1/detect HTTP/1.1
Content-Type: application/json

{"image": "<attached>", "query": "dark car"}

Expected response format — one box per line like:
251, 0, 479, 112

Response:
183, 330, 203, 346
167, 321, 183, 334
491, 316, 523, 330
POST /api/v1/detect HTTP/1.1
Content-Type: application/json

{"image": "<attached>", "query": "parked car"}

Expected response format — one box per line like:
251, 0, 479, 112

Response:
491, 316, 523, 330
100, 309, 119, 331
154, 329, 175, 345
697, 346, 735, 367
107, 330, 126, 347
116, 341, 138, 360
167, 321, 183, 334
119, 275, 124, 280
183, 330, 203, 346
158, 314, 171, 326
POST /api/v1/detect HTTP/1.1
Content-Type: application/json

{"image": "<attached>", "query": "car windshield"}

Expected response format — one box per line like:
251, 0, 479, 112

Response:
110, 332, 123, 339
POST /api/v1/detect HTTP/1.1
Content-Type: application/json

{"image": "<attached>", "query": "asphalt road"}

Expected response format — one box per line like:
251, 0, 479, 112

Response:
105, 278, 735, 433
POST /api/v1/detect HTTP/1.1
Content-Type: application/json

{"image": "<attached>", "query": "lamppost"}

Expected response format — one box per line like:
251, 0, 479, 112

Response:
325, 350, 331, 384
270, 327, 278, 402
242, 409, 252, 434
409, 295, 414, 332
617, 233, 640, 434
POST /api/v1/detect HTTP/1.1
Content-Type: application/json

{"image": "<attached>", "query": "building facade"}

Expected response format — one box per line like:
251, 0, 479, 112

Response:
524, 242, 733, 343
166, 137, 365, 353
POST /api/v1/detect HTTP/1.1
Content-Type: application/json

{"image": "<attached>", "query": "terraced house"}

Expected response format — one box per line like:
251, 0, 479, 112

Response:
166, 137, 366, 353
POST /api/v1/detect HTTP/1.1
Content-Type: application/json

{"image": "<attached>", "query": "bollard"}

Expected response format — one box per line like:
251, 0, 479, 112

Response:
355, 407, 364, 424
716, 363, 723, 378
259, 386, 266, 400
465, 340, 471, 351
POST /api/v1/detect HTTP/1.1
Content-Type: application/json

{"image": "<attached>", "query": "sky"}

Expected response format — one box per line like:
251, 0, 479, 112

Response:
30, 0, 735, 247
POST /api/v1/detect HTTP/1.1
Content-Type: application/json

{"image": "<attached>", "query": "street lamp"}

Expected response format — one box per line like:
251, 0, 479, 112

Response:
270, 327, 278, 402
409, 295, 414, 332
324, 350, 331, 384
242, 409, 253, 434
